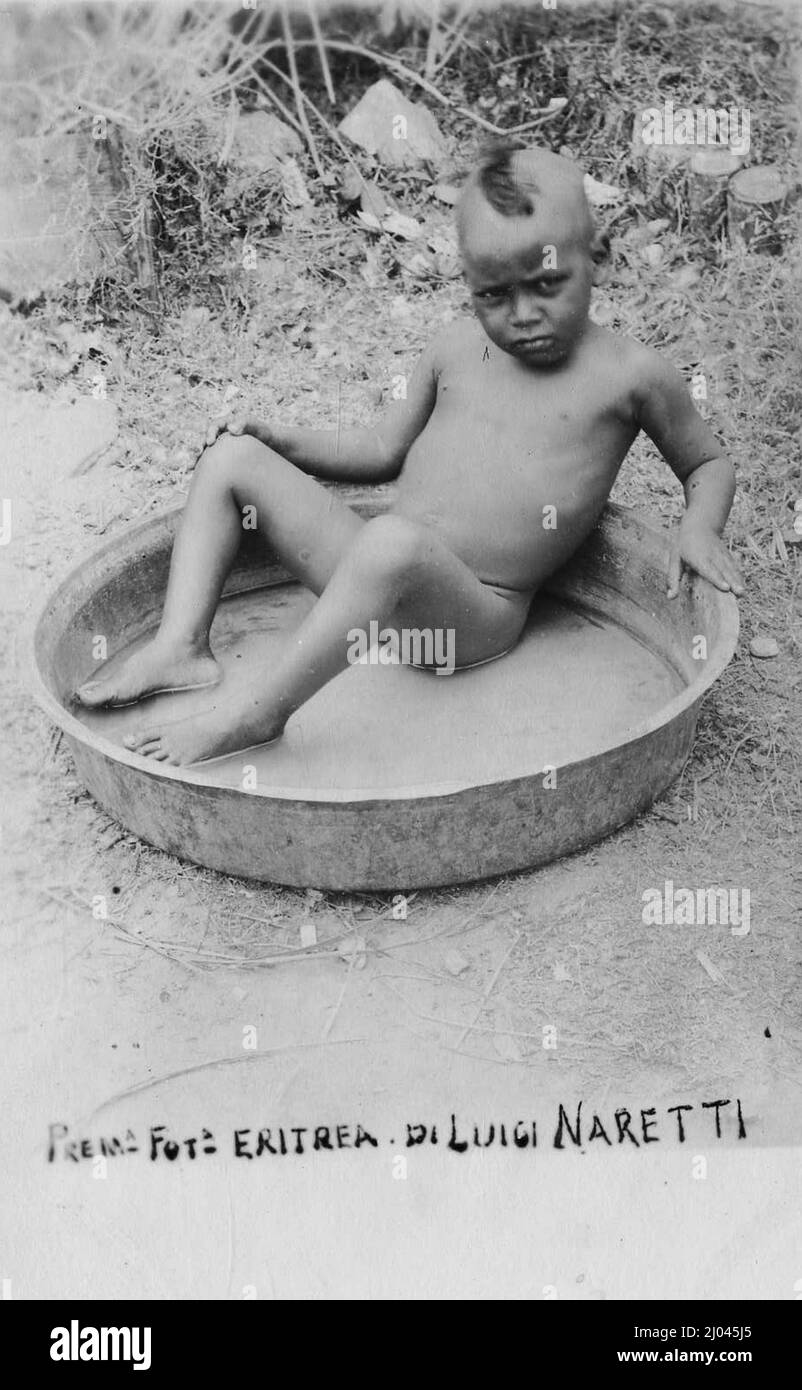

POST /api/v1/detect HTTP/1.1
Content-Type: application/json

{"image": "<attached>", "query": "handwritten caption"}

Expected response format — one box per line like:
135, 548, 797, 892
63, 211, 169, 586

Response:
47, 1097, 747, 1163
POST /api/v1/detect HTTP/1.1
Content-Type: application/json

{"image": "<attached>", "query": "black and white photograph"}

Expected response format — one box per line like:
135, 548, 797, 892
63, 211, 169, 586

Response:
1, 0, 800, 1322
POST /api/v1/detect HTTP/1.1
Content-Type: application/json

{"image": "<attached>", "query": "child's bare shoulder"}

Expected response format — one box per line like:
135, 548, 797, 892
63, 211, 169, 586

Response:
595, 331, 688, 418
612, 332, 684, 391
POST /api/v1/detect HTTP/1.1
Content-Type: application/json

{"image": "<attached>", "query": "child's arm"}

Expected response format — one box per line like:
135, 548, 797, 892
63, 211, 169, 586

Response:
208, 343, 439, 484
634, 353, 744, 597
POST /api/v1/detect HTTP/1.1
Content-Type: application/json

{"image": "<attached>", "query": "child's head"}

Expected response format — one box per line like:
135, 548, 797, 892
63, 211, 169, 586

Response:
457, 143, 608, 366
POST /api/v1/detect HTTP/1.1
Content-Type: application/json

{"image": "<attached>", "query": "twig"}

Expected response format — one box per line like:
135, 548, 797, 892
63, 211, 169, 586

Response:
322, 954, 354, 1041
111, 925, 205, 975
280, 2, 325, 181
424, 0, 443, 81
305, 0, 336, 104
249, 68, 306, 137
86, 1037, 369, 1121
380, 978, 543, 1039
114, 927, 346, 968
431, 4, 474, 78
257, 55, 365, 182
454, 931, 521, 1049
256, 37, 568, 136
385, 880, 502, 950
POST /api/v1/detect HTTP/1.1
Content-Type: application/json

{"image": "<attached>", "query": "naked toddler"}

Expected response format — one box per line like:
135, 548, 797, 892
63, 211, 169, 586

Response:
76, 145, 743, 764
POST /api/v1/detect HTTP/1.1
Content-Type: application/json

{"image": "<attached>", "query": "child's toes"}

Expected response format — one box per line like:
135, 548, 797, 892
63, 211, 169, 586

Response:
124, 728, 160, 753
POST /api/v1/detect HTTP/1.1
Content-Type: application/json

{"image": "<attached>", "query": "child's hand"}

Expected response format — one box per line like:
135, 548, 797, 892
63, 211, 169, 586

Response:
667, 519, 744, 598
204, 411, 251, 448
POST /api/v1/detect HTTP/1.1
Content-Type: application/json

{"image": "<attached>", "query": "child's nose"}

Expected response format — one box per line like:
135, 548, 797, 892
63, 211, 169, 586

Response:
511, 289, 545, 325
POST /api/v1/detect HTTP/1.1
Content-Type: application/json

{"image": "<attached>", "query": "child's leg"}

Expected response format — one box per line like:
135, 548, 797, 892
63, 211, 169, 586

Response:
76, 434, 365, 707
124, 514, 530, 765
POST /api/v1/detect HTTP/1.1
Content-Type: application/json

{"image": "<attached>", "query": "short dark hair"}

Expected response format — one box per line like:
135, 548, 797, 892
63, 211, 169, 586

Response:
475, 139, 534, 216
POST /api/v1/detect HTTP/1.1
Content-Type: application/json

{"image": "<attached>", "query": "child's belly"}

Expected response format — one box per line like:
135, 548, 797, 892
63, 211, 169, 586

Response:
395, 438, 619, 590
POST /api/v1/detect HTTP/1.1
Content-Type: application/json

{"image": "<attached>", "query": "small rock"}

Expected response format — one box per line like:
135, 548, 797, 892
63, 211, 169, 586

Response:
339, 79, 448, 168
339, 167, 365, 203
432, 182, 460, 205
642, 242, 664, 267
444, 948, 470, 976
749, 635, 779, 659
299, 921, 317, 948
590, 298, 616, 326
230, 111, 303, 174
671, 265, 701, 290
583, 174, 624, 208
355, 207, 422, 240
381, 209, 422, 240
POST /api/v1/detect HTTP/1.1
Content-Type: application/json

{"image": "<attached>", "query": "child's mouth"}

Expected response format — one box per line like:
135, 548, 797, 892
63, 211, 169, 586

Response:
514, 336, 555, 355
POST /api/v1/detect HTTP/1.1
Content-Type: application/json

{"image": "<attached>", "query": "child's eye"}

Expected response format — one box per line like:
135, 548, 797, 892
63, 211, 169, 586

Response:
534, 278, 566, 296
476, 287, 509, 302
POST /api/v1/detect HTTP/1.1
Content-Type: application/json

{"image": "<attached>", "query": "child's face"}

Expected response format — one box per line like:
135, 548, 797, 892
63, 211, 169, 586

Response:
462, 210, 596, 367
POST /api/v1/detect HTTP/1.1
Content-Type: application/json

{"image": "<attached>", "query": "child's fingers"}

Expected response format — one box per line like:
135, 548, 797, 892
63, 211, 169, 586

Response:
701, 548, 743, 596
693, 559, 732, 592
720, 554, 744, 595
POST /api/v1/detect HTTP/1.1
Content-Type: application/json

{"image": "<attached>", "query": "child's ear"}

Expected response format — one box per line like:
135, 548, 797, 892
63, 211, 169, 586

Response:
590, 229, 611, 286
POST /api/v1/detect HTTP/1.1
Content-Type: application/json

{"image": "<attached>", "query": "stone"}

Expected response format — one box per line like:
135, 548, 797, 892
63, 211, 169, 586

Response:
229, 111, 303, 174
748, 635, 780, 659
299, 921, 317, 948
444, 949, 470, 976
338, 79, 447, 168
583, 174, 624, 207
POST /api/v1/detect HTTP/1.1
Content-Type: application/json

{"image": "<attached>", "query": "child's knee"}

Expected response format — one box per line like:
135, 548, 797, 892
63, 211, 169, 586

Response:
353, 514, 429, 580
198, 432, 268, 481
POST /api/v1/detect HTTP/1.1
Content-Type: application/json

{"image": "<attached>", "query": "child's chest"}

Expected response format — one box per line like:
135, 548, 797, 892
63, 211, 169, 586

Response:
433, 352, 634, 447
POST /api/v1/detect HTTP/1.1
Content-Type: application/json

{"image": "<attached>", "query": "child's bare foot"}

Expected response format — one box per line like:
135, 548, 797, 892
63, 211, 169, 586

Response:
122, 694, 284, 766
75, 639, 221, 709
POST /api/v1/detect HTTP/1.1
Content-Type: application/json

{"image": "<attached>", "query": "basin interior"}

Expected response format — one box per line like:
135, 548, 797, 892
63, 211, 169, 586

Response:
72, 578, 685, 799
